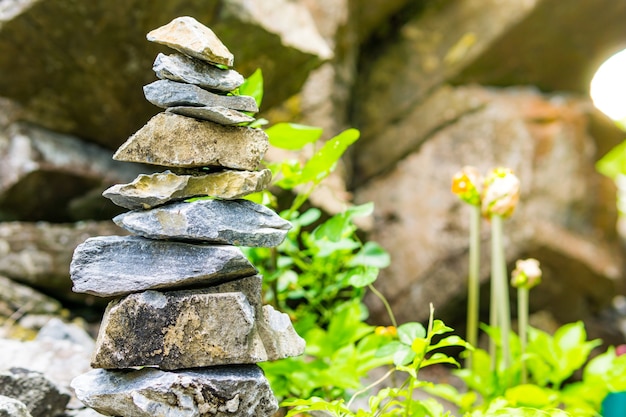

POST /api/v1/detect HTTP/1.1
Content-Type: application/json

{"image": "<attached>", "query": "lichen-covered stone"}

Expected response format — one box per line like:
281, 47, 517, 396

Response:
113, 199, 291, 247
113, 113, 268, 170
147, 16, 234, 67
70, 236, 256, 297
71, 366, 278, 417
167, 105, 254, 125
153, 53, 243, 92
102, 169, 272, 210
143, 79, 258, 112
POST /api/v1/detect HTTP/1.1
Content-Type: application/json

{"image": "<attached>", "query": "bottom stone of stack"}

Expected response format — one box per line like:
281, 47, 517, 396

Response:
70, 365, 278, 417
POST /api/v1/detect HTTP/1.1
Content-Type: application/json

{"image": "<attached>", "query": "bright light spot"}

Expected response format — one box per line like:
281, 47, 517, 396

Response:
590, 48, 626, 121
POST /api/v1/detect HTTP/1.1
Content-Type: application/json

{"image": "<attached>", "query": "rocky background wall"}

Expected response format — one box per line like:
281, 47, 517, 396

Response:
1, 0, 626, 414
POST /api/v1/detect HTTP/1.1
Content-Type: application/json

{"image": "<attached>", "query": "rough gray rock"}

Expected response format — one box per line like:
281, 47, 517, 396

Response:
91, 276, 304, 369
0, 368, 70, 417
0, 221, 125, 302
167, 105, 254, 125
153, 53, 244, 92
0, 122, 145, 222
0, 395, 32, 417
113, 199, 291, 247
71, 366, 278, 417
113, 112, 268, 171
70, 236, 256, 297
102, 169, 272, 210
147, 16, 235, 67
35, 318, 96, 353
0, 275, 62, 318
143, 79, 258, 112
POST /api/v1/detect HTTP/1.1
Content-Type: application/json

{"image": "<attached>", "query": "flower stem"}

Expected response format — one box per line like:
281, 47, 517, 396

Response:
518, 286, 529, 383
466, 205, 481, 369
368, 284, 398, 329
491, 214, 511, 369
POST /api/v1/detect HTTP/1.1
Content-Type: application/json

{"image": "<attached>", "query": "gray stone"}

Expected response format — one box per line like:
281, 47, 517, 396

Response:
0, 221, 125, 303
0, 275, 62, 319
0, 395, 32, 417
0, 122, 146, 222
91, 276, 304, 369
0, 368, 70, 417
113, 112, 268, 171
70, 235, 256, 298
167, 105, 255, 125
92, 286, 302, 368
147, 16, 235, 67
143, 79, 258, 112
153, 53, 244, 92
102, 169, 272, 210
71, 366, 278, 417
35, 318, 96, 353
113, 199, 291, 247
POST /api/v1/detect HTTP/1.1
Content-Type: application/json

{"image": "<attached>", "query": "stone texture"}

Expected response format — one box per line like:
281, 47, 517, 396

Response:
143, 79, 258, 112
0, 122, 146, 222
91, 275, 304, 369
0, 275, 62, 319
113, 112, 268, 170
355, 87, 623, 325
113, 199, 291, 247
71, 366, 278, 417
35, 318, 96, 353
0, 368, 70, 417
70, 236, 256, 298
0, 0, 328, 148
167, 105, 255, 125
102, 169, 272, 210
0, 395, 32, 417
0, 221, 125, 302
147, 16, 235, 67
153, 53, 244, 92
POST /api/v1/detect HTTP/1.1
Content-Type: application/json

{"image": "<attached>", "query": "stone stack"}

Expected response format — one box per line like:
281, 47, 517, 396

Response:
69, 17, 304, 417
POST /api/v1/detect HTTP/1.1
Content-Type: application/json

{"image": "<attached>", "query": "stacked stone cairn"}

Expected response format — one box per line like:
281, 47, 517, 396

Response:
69, 16, 305, 417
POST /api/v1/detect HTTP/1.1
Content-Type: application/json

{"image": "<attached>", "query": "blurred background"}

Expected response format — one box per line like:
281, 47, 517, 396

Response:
1, 0, 626, 378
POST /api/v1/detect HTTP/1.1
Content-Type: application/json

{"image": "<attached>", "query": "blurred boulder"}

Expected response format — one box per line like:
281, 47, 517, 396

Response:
0, 275, 62, 319
355, 86, 624, 324
0, 0, 330, 149
0, 368, 70, 417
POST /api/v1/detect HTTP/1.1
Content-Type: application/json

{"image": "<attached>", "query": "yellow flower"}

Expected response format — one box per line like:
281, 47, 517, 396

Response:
511, 258, 542, 289
451, 166, 482, 206
375, 326, 397, 337
481, 167, 520, 218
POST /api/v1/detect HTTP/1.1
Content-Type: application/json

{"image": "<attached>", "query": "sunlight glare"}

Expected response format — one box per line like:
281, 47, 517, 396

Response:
590, 48, 626, 121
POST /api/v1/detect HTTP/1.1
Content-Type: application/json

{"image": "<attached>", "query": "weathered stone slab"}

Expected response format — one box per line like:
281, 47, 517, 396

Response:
113, 112, 268, 170
71, 366, 278, 417
0, 395, 32, 417
153, 53, 244, 92
0, 275, 62, 319
70, 236, 256, 297
167, 105, 254, 125
0, 368, 70, 417
113, 199, 291, 247
147, 16, 235, 67
103, 169, 271, 210
143, 79, 258, 112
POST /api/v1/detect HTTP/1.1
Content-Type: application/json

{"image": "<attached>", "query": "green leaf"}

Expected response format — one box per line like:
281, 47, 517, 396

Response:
398, 322, 427, 345
348, 241, 391, 268
421, 352, 461, 368
347, 266, 379, 288
392, 345, 416, 366
300, 128, 360, 184
428, 335, 472, 352
238, 68, 263, 108
265, 123, 324, 150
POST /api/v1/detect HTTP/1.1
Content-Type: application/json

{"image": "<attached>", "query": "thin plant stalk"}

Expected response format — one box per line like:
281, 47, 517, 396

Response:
518, 286, 529, 383
491, 214, 511, 369
466, 204, 481, 370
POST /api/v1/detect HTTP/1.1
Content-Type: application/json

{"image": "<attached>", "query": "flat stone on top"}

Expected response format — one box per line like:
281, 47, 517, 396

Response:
153, 53, 244, 92
167, 105, 254, 125
113, 199, 291, 247
143, 79, 258, 112
113, 112, 268, 170
70, 235, 256, 297
102, 169, 272, 210
146, 16, 234, 67
71, 366, 277, 417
